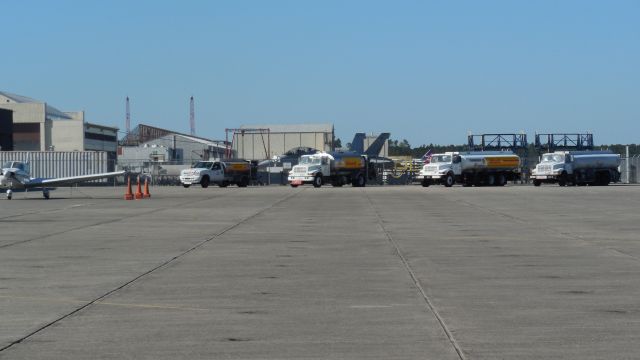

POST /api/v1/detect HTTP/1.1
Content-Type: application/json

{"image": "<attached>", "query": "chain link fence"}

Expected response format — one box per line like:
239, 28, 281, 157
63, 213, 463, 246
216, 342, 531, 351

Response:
620, 156, 640, 184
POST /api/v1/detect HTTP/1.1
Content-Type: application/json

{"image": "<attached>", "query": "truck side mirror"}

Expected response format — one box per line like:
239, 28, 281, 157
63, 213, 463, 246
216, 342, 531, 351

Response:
453, 156, 461, 164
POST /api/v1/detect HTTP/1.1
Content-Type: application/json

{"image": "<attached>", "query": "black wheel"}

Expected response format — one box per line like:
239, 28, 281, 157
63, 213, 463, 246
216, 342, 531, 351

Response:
598, 172, 611, 186
219, 181, 229, 188
353, 174, 365, 187
200, 176, 210, 188
487, 174, 496, 186
290, 184, 299, 188
238, 177, 249, 187
497, 173, 507, 186
533, 179, 542, 187
558, 172, 567, 187
421, 179, 431, 187
182, 184, 190, 188
313, 175, 323, 188
444, 173, 454, 187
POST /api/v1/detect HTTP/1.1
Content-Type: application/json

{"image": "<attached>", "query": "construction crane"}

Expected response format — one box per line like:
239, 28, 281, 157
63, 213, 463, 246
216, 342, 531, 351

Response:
190, 96, 195, 136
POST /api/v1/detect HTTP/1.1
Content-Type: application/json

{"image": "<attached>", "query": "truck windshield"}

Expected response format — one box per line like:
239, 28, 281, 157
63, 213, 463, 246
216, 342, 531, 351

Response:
192, 162, 212, 168
299, 157, 322, 165
430, 155, 451, 163
541, 154, 564, 162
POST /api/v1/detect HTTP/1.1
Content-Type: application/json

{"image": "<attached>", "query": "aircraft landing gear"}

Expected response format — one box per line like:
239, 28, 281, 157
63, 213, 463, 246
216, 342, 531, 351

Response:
43, 188, 50, 199
6, 189, 12, 200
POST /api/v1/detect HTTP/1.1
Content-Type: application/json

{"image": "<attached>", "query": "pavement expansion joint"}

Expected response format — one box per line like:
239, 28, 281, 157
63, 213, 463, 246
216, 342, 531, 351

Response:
363, 190, 467, 360
0, 188, 303, 354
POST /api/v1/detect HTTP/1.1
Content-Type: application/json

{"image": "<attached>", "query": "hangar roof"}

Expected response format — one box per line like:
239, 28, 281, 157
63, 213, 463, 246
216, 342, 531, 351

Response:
239, 123, 333, 134
0, 91, 72, 119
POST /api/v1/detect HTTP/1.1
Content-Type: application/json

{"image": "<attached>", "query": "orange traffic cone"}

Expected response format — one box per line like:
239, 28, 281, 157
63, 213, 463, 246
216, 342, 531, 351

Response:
135, 176, 143, 200
143, 177, 151, 198
124, 176, 134, 200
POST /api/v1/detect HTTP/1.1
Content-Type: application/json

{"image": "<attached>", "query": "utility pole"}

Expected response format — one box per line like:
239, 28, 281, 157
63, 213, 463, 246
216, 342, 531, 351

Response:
125, 96, 131, 134
190, 96, 196, 136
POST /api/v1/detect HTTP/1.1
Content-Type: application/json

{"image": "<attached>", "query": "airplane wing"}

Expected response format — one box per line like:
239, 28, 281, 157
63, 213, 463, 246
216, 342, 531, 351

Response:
24, 171, 126, 188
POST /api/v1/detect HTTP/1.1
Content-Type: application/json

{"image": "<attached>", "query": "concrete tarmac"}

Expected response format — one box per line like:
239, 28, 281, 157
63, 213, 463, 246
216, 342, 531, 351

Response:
1, 184, 639, 359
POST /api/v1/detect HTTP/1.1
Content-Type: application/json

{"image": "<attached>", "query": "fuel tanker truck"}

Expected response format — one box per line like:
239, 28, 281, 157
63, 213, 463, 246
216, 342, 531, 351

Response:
416, 151, 521, 187
288, 152, 374, 188
531, 150, 620, 186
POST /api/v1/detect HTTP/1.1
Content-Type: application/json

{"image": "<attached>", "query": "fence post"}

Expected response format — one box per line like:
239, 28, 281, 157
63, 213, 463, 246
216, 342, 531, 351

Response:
625, 146, 630, 184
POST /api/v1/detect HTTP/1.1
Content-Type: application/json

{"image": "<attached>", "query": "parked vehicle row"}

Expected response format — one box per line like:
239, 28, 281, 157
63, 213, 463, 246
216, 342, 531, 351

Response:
179, 149, 622, 189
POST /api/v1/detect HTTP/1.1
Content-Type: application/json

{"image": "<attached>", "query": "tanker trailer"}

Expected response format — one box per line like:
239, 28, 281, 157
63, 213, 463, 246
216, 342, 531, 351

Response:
531, 150, 620, 186
288, 152, 371, 188
416, 151, 521, 187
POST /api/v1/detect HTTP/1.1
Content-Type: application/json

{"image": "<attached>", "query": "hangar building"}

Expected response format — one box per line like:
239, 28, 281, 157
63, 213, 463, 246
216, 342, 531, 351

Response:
232, 123, 334, 161
118, 124, 228, 172
0, 91, 118, 160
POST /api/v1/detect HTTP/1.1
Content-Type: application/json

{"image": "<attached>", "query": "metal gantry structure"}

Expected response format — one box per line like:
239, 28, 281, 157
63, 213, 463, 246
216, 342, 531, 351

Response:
225, 128, 271, 160
534, 133, 593, 154
467, 133, 528, 152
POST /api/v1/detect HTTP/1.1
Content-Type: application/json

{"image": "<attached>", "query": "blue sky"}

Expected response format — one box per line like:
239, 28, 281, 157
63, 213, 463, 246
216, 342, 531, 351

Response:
3, 0, 639, 146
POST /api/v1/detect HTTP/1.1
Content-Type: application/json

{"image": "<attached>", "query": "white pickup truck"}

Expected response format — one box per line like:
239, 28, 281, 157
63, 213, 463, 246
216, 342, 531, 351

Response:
180, 160, 251, 188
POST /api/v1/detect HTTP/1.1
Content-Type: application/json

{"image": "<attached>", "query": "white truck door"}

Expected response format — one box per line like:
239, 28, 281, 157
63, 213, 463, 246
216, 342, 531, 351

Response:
211, 162, 224, 181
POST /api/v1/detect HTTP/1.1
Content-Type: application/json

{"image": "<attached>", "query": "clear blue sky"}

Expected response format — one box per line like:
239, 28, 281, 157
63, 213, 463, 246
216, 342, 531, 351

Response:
3, 0, 639, 146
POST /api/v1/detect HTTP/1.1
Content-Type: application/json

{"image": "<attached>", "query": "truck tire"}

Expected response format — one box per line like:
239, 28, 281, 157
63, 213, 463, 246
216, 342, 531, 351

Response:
444, 173, 454, 187
182, 184, 191, 188
487, 174, 496, 186
497, 173, 507, 186
238, 177, 249, 187
313, 175, 323, 188
558, 172, 567, 187
200, 176, 210, 188
353, 174, 366, 187
421, 179, 431, 187
533, 179, 542, 187
290, 184, 299, 188
597, 172, 611, 186
219, 181, 229, 188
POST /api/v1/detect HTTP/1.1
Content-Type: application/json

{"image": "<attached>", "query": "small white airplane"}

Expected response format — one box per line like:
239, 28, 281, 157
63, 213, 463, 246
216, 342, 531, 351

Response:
0, 161, 126, 200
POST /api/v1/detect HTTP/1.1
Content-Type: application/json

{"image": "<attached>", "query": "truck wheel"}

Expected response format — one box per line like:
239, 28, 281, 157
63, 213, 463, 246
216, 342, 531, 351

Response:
444, 173, 454, 187
219, 181, 229, 188
354, 174, 366, 187
558, 173, 567, 187
487, 174, 496, 186
290, 184, 299, 188
313, 175, 323, 188
598, 172, 611, 186
421, 179, 431, 187
238, 177, 249, 187
200, 176, 210, 188
182, 184, 190, 188
533, 179, 542, 187
498, 173, 507, 186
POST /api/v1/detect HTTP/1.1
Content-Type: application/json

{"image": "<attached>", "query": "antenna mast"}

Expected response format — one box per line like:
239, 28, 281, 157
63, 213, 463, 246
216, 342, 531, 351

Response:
190, 96, 196, 136
125, 96, 131, 134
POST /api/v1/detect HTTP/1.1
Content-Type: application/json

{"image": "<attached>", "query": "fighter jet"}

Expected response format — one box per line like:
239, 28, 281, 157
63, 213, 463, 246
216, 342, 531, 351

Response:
0, 161, 126, 199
